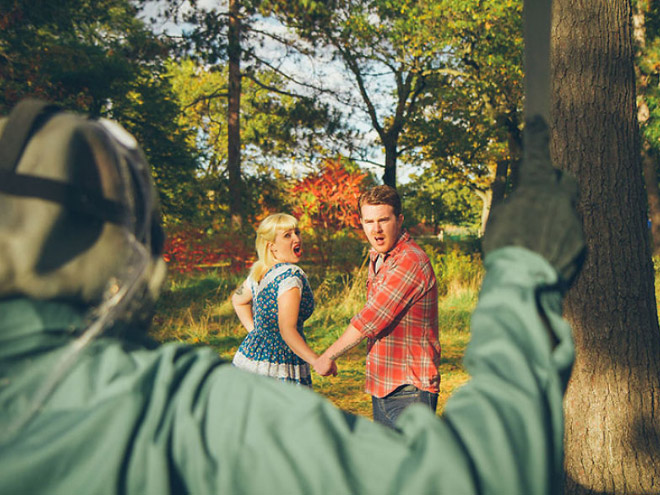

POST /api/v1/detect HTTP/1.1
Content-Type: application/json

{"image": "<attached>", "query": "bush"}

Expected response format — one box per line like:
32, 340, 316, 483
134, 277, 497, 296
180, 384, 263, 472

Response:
162, 225, 254, 274
430, 248, 484, 297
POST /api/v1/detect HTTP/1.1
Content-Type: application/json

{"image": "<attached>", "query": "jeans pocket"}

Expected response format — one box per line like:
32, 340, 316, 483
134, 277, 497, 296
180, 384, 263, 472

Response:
389, 384, 420, 400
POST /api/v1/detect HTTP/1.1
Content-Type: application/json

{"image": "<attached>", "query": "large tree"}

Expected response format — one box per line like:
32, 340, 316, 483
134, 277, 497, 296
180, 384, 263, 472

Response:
227, 0, 244, 227
397, 0, 523, 233
551, 0, 660, 492
268, 0, 463, 187
158, 0, 347, 224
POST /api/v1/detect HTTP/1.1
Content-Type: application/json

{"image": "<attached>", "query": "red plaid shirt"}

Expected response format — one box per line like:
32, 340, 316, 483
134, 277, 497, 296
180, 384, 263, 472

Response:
351, 231, 441, 398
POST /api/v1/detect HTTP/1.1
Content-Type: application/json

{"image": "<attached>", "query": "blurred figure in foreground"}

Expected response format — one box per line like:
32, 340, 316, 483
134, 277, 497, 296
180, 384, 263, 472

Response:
0, 100, 584, 495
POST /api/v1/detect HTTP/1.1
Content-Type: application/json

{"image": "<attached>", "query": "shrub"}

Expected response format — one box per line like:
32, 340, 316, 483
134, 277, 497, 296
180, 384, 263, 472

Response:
430, 248, 484, 297
163, 225, 254, 274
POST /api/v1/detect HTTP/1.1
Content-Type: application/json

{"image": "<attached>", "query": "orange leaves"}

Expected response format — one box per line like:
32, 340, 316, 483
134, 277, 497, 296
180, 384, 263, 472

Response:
290, 158, 368, 233
162, 159, 368, 274
163, 227, 254, 274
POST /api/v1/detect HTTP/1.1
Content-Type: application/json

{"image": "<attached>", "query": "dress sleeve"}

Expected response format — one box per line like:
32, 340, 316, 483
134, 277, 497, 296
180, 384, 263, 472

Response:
165, 247, 574, 495
277, 272, 303, 299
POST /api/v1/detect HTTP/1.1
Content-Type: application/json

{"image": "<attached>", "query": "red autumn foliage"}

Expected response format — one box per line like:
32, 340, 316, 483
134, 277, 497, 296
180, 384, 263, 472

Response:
162, 226, 254, 274
290, 158, 368, 232
162, 160, 369, 274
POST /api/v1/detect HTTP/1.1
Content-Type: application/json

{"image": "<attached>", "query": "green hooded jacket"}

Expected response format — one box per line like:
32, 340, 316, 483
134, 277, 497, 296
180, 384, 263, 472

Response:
0, 247, 574, 495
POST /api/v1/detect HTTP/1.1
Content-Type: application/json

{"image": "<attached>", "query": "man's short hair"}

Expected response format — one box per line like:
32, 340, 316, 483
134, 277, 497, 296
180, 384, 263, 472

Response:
358, 185, 402, 217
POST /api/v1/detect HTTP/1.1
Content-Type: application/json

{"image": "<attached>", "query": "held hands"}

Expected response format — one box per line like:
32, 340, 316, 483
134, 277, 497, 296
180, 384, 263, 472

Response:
313, 354, 338, 377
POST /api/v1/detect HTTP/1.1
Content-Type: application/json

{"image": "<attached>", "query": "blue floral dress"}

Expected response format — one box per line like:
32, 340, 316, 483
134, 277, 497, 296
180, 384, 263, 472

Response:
232, 263, 315, 387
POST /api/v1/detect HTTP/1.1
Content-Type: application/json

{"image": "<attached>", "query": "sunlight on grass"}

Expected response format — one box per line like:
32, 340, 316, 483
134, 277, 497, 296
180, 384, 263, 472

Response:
437, 288, 476, 410
148, 247, 660, 428
151, 271, 245, 351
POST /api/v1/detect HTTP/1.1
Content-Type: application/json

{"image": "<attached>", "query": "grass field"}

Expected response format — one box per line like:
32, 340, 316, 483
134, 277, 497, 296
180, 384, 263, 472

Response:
149, 247, 482, 419
150, 248, 660, 423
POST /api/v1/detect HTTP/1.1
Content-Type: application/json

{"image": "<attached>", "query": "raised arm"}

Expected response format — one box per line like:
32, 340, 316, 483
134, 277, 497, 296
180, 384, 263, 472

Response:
170, 246, 578, 495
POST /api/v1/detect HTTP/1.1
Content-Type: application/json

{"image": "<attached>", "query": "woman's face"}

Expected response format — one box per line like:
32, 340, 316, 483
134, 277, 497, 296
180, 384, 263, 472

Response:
270, 227, 303, 264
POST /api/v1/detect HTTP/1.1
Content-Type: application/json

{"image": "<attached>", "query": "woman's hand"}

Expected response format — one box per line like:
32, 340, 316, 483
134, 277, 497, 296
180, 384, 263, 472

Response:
313, 355, 338, 377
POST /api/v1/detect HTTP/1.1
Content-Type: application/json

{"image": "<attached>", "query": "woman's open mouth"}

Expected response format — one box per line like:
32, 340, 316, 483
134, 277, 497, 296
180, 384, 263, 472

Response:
293, 245, 302, 256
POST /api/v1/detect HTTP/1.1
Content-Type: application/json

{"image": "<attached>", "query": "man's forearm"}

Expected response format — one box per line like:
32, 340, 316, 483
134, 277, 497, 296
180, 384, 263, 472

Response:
322, 324, 364, 361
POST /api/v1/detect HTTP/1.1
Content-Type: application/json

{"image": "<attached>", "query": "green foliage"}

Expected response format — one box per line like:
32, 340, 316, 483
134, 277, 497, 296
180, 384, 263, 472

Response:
400, 0, 523, 197
0, 0, 200, 223
638, 1, 660, 150
151, 270, 244, 352
430, 248, 483, 297
1, 0, 138, 112
400, 170, 482, 233
265, 0, 463, 185
169, 59, 318, 172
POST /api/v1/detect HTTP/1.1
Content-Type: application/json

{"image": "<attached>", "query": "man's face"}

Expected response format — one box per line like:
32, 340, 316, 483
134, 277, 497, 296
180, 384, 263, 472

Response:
360, 203, 404, 254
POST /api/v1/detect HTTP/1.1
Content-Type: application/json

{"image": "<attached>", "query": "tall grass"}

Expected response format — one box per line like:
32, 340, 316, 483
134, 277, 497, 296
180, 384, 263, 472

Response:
151, 272, 246, 360
149, 242, 482, 419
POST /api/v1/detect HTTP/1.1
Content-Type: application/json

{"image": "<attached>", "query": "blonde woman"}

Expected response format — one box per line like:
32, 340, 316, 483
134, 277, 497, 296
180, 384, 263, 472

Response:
231, 213, 334, 387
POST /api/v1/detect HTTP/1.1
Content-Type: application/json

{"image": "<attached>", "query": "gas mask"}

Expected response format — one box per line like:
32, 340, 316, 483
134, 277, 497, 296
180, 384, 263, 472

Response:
0, 99, 167, 331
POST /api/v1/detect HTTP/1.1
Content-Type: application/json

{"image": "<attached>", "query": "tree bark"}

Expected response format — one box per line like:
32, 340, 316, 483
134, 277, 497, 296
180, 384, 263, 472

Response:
475, 188, 491, 237
490, 159, 508, 208
551, 1, 660, 493
382, 137, 397, 188
227, 0, 243, 228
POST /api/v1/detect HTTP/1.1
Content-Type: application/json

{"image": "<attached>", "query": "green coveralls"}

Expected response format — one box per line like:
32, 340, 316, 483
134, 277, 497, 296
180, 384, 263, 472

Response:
0, 247, 574, 494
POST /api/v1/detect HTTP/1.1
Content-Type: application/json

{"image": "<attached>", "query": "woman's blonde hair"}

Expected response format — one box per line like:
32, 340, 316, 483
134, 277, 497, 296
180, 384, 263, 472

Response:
249, 213, 299, 281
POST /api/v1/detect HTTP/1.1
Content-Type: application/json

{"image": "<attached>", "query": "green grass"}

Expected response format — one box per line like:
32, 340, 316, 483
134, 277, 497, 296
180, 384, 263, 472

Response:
149, 250, 660, 425
149, 250, 481, 420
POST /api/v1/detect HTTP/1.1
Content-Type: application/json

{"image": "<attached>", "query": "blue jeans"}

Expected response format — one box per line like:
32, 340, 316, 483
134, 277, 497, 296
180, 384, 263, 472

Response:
372, 384, 438, 430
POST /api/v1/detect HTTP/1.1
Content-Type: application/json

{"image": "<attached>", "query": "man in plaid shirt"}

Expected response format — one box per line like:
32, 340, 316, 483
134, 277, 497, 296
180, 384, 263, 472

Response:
315, 185, 442, 428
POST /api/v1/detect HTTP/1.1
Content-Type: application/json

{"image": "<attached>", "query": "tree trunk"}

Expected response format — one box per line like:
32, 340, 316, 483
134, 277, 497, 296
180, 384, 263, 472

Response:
227, 0, 243, 228
490, 159, 508, 208
551, 1, 660, 493
506, 121, 522, 195
382, 135, 397, 188
475, 188, 491, 237
499, 109, 522, 198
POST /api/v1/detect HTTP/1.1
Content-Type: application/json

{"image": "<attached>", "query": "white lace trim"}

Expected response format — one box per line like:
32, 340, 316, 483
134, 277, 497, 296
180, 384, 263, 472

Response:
250, 263, 305, 299
232, 351, 311, 383
277, 277, 302, 298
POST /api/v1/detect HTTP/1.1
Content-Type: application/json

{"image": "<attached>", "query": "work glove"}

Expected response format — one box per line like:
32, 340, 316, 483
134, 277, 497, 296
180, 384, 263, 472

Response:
482, 115, 586, 290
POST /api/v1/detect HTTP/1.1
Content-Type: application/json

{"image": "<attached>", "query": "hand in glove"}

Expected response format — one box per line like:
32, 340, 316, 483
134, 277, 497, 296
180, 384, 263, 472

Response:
482, 115, 586, 290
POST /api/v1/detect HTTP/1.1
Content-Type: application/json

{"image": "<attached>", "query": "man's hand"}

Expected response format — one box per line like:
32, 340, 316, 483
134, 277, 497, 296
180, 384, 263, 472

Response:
313, 355, 338, 377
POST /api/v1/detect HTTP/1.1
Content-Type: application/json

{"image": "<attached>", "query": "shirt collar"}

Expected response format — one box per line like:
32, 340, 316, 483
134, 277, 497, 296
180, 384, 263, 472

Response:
369, 229, 409, 263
